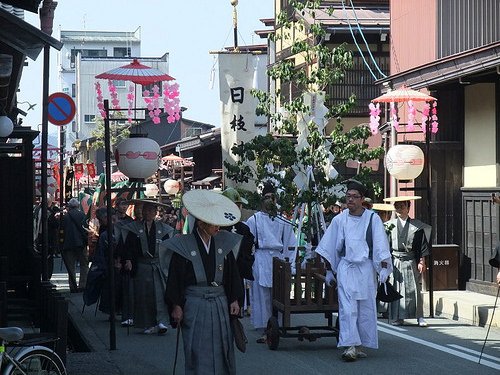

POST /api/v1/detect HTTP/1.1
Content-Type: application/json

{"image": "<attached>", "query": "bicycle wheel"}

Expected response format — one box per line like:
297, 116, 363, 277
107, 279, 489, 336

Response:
7, 348, 66, 375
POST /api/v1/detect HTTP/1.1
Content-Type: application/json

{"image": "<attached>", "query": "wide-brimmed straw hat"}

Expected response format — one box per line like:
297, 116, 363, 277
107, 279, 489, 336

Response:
372, 203, 395, 211
127, 198, 170, 208
383, 195, 422, 203
222, 187, 248, 205
182, 190, 241, 226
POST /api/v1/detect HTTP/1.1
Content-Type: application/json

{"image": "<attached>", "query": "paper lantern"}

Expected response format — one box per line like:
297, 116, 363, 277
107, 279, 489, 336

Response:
163, 179, 180, 195
144, 183, 159, 198
385, 144, 425, 180
0, 115, 13, 137
47, 176, 57, 194
114, 135, 161, 180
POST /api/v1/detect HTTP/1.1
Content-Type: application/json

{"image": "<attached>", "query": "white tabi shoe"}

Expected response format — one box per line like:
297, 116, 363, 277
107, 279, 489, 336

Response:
418, 318, 428, 327
143, 326, 158, 335
157, 323, 168, 335
121, 319, 134, 327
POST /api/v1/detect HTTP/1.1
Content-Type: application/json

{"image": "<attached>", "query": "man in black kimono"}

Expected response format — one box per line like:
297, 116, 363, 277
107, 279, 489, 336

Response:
161, 190, 244, 375
384, 196, 431, 327
121, 199, 174, 334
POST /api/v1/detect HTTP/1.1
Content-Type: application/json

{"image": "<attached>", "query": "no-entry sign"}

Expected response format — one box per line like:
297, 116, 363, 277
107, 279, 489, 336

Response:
47, 92, 76, 126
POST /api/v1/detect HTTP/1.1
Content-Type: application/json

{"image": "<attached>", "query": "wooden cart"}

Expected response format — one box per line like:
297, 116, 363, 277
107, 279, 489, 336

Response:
266, 254, 339, 350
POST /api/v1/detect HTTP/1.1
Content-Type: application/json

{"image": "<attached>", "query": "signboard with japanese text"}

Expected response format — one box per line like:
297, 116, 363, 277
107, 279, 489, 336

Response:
217, 52, 268, 189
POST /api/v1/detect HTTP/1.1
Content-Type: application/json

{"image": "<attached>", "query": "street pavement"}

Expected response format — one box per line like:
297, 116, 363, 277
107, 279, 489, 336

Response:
48, 260, 500, 375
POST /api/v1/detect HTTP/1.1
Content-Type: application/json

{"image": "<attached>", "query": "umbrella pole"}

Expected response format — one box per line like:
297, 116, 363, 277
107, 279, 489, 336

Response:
104, 100, 117, 350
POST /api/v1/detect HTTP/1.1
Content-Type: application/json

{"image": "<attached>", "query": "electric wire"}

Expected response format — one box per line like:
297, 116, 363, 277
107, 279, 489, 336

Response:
340, 0, 378, 80
348, 0, 387, 77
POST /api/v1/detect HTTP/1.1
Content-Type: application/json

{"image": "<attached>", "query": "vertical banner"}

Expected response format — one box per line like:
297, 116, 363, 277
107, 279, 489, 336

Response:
52, 164, 60, 193
64, 166, 73, 202
218, 52, 267, 190
87, 163, 96, 178
74, 163, 84, 181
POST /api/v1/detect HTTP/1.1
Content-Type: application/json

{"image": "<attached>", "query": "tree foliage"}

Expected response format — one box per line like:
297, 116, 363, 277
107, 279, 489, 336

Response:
225, 0, 384, 230
89, 113, 130, 150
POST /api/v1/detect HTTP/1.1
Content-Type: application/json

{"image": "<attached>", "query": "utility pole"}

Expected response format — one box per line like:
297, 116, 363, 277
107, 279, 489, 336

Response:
39, 0, 58, 281
231, 0, 239, 50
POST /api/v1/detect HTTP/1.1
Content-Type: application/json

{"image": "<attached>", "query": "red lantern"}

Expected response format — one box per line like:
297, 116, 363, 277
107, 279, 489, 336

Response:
115, 135, 161, 180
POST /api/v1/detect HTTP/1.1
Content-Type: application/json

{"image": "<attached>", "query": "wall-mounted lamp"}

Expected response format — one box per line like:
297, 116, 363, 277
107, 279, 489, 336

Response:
0, 107, 14, 138
380, 33, 388, 42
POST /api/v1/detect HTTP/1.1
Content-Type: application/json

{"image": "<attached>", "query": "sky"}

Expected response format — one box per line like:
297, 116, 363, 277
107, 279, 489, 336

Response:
18, 0, 273, 136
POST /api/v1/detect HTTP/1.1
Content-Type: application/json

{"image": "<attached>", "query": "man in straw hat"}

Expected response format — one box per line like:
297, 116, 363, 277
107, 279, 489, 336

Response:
245, 181, 297, 344
372, 203, 394, 224
316, 179, 392, 361
161, 190, 244, 375
120, 199, 174, 334
383, 195, 431, 327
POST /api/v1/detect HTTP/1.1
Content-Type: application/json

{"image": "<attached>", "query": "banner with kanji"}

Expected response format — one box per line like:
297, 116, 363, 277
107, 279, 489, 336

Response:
217, 52, 267, 190
87, 163, 96, 178
74, 163, 84, 181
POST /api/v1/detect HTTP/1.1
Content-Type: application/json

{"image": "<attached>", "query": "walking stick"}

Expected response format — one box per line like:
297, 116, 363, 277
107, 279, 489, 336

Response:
125, 270, 130, 336
478, 284, 500, 364
172, 324, 181, 375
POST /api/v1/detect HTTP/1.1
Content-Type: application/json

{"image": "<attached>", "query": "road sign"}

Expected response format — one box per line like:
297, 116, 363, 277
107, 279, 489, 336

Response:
47, 92, 76, 126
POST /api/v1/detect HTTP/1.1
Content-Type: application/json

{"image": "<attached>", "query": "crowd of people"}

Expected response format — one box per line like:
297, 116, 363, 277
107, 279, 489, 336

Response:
34, 177, 448, 372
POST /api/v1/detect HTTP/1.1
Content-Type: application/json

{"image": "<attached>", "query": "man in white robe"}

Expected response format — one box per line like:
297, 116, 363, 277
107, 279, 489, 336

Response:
245, 183, 297, 343
316, 180, 392, 361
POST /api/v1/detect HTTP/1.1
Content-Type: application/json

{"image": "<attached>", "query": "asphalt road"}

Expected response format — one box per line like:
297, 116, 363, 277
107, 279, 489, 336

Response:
53, 259, 500, 375
65, 301, 500, 375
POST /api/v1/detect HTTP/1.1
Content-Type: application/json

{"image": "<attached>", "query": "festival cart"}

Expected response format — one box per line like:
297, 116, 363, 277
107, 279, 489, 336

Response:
266, 252, 339, 350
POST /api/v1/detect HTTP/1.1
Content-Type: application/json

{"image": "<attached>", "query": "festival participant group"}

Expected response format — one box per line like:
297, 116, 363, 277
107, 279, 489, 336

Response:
40, 178, 438, 373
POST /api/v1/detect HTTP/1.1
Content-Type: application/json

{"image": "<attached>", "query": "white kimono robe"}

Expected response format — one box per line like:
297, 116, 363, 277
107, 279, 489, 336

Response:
316, 209, 392, 349
245, 212, 297, 329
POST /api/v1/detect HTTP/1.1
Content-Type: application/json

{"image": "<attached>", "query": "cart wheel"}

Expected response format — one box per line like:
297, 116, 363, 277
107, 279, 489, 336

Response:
267, 316, 280, 350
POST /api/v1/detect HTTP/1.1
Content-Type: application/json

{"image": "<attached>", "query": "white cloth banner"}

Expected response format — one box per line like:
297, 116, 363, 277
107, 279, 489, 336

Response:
218, 52, 267, 189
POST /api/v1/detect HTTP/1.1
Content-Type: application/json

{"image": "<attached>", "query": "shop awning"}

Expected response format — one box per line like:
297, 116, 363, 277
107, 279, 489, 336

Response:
0, 7, 62, 60
376, 41, 500, 90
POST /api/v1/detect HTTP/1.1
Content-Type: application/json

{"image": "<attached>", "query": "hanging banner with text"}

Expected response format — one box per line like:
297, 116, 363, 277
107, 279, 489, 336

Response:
218, 52, 267, 190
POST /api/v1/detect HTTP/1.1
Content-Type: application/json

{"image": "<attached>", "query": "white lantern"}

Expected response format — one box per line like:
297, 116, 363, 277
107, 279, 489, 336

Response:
115, 135, 161, 180
385, 144, 425, 180
144, 183, 159, 198
163, 179, 180, 195
47, 176, 57, 195
0, 115, 13, 137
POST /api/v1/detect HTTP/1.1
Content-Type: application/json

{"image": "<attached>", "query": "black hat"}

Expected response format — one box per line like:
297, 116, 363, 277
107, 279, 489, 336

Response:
345, 179, 367, 196
262, 181, 276, 197
376, 281, 403, 303
489, 245, 500, 268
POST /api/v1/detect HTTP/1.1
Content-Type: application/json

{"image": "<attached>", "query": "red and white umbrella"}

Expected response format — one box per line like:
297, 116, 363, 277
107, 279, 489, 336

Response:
111, 170, 129, 182
160, 153, 194, 169
372, 86, 436, 103
95, 59, 175, 85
